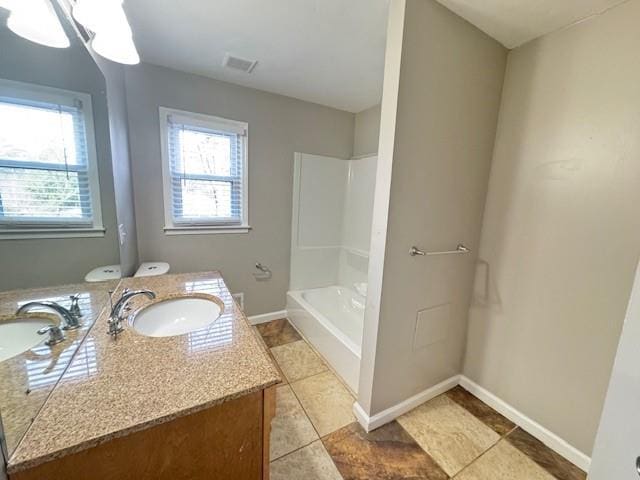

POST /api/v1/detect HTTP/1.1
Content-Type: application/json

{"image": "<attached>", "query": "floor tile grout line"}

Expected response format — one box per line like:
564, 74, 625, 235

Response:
270, 436, 318, 464
446, 387, 583, 478
271, 356, 329, 439
254, 317, 300, 348
268, 334, 330, 384
318, 434, 347, 480
450, 430, 567, 480
277, 320, 347, 478
286, 379, 324, 440
270, 318, 357, 399
269, 380, 332, 467
269, 419, 345, 479
286, 370, 356, 441
270, 439, 345, 480
267, 337, 301, 349
395, 389, 512, 478
281, 363, 330, 387
257, 320, 345, 477
449, 386, 580, 479
445, 387, 517, 439
281, 318, 358, 399
268, 324, 352, 404
451, 437, 505, 479
268, 334, 356, 445
287, 369, 360, 444
503, 429, 579, 480
265, 335, 325, 441
258, 332, 302, 350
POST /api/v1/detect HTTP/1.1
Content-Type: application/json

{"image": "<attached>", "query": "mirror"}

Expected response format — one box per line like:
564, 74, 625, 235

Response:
0, 5, 121, 458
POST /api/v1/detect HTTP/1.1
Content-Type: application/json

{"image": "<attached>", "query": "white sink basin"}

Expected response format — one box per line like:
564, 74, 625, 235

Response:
0, 317, 52, 362
130, 295, 224, 337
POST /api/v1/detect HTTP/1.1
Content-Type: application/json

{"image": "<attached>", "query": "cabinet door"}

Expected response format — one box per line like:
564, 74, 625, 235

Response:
11, 391, 264, 480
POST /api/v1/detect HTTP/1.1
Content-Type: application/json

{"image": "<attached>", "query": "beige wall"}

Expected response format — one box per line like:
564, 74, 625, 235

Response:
463, 0, 640, 455
359, 0, 506, 414
124, 63, 354, 316
353, 105, 381, 157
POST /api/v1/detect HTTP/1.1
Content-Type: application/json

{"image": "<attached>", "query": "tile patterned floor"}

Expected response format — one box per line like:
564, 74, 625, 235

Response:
271, 340, 328, 383
256, 319, 587, 480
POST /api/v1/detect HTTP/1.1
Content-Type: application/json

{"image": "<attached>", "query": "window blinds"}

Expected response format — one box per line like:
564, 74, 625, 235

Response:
166, 114, 246, 226
0, 96, 94, 227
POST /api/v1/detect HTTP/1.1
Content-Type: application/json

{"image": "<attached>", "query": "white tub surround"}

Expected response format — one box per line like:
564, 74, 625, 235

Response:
289, 153, 377, 292
288, 152, 377, 393
287, 286, 363, 392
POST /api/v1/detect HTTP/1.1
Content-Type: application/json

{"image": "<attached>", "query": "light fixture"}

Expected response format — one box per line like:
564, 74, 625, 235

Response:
6, 0, 70, 49
91, 31, 139, 65
73, 0, 140, 65
73, 0, 120, 33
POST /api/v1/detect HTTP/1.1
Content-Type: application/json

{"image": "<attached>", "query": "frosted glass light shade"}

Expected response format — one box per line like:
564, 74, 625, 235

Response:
72, 0, 101, 32
73, 0, 129, 34
91, 32, 139, 65
74, 0, 140, 65
7, 0, 70, 48
0, 0, 15, 10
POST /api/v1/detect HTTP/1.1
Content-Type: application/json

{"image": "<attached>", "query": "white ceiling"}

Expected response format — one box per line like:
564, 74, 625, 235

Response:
435, 0, 630, 48
125, 0, 630, 113
125, 0, 390, 113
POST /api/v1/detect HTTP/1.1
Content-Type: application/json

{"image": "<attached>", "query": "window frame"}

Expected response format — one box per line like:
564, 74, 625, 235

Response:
0, 79, 104, 240
159, 106, 250, 235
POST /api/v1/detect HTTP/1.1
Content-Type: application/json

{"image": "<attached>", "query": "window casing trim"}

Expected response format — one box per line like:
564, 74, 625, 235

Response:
0, 79, 103, 239
159, 106, 249, 234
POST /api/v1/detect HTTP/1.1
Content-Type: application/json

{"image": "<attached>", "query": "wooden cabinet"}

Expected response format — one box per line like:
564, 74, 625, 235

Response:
11, 387, 276, 480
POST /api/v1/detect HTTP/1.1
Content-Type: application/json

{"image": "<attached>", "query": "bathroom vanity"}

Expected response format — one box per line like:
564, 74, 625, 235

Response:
4, 272, 281, 480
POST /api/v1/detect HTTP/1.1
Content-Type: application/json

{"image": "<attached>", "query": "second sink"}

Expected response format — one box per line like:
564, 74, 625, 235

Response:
129, 294, 224, 337
0, 315, 58, 362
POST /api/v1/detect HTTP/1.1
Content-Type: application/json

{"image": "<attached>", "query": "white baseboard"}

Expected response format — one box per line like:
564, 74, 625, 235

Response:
458, 376, 591, 472
353, 375, 461, 432
247, 310, 288, 325
352, 374, 590, 472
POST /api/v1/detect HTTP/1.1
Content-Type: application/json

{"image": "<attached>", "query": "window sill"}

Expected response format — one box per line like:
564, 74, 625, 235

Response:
0, 227, 106, 240
164, 225, 252, 235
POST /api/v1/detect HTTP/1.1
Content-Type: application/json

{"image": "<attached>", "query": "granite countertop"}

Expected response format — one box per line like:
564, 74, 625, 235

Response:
7, 271, 282, 474
0, 282, 118, 456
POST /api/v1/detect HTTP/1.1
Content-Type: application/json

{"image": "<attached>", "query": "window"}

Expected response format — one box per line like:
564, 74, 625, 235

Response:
159, 107, 249, 234
0, 80, 102, 239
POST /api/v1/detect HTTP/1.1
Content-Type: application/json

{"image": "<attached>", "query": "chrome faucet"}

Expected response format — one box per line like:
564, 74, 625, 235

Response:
17, 301, 81, 330
108, 289, 156, 338
37, 324, 66, 346
69, 293, 82, 318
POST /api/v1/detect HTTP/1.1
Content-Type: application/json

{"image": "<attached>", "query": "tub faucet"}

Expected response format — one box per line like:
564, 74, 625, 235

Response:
17, 301, 81, 330
108, 289, 156, 338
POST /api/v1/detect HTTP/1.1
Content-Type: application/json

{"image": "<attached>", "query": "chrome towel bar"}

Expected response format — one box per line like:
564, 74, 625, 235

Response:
409, 244, 471, 257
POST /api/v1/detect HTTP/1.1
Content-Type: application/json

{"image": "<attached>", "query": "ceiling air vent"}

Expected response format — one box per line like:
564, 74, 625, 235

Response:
223, 53, 258, 73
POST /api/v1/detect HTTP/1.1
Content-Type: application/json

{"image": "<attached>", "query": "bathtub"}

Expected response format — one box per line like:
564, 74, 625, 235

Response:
286, 285, 364, 392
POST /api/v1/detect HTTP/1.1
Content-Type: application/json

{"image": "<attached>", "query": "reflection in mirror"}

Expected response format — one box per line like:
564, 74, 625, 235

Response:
0, 5, 121, 460
0, 9, 120, 291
